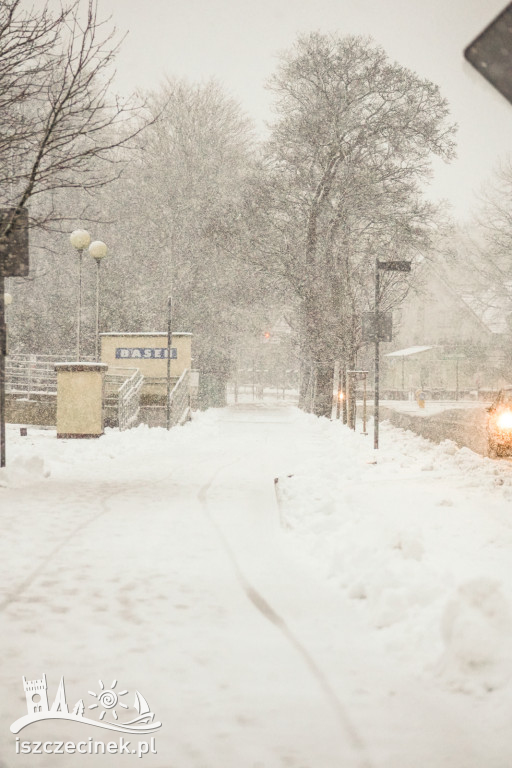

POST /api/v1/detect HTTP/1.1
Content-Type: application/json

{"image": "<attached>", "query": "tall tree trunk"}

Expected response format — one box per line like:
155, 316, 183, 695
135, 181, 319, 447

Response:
346, 340, 357, 429
299, 360, 313, 411
298, 294, 335, 417
342, 365, 348, 424
313, 362, 335, 417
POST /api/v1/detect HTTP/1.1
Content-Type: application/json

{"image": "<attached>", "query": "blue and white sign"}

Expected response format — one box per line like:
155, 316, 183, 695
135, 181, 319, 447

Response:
116, 347, 177, 360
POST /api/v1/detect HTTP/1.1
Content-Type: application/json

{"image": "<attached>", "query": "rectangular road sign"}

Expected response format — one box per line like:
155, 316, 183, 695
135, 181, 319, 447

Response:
362, 312, 393, 342
465, 3, 512, 105
377, 260, 411, 272
0, 208, 29, 277
347, 370, 369, 380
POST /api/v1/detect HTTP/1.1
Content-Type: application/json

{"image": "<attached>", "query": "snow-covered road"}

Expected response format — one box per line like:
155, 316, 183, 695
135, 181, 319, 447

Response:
1, 405, 512, 767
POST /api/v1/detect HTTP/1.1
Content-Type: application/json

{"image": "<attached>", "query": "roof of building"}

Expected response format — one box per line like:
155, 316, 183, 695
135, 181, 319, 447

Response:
99, 332, 193, 337
385, 345, 434, 358
460, 289, 512, 335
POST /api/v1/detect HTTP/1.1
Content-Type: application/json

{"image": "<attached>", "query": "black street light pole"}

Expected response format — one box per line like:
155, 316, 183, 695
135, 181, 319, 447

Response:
166, 295, 172, 430
374, 258, 380, 449
374, 259, 411, 450
0, 282, 5, 467
0, 207, 29, 467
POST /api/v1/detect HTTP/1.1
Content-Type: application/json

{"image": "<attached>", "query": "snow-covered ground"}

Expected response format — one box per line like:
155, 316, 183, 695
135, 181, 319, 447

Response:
1, 406, 512, 767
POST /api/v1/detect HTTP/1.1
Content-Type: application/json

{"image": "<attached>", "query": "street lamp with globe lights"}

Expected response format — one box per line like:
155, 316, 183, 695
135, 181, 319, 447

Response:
88, 240, 108, 360
69, 229, 91, 359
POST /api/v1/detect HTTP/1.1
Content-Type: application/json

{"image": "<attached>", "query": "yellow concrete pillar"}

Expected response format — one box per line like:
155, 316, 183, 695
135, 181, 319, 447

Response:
55, 362, 107, 438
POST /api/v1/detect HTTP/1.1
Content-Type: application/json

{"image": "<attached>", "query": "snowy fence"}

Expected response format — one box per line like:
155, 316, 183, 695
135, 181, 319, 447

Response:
229, 368, 300, 403
5, 354, 92, 395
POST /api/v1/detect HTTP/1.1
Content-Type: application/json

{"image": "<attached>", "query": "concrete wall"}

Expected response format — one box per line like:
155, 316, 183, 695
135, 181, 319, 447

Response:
6, 395, 56, 426
100, 333, 192, 395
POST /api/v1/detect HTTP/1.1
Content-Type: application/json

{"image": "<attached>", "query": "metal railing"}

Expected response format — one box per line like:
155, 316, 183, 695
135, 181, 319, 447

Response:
104, 368, 144, 431
229, 368, 300, 404
5, 353, 92, 395
168, 368, 191, 427
6, 354, 144, 431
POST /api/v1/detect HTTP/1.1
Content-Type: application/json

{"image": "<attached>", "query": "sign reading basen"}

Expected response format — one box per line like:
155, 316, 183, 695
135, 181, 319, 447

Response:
115, 347, 177, 360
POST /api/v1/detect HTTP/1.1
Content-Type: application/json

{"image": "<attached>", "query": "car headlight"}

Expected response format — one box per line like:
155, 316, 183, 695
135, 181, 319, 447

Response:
497, 410, 512, 429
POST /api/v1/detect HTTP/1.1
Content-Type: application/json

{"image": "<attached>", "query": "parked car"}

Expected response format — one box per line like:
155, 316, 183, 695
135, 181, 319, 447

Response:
487, 386, 512, 457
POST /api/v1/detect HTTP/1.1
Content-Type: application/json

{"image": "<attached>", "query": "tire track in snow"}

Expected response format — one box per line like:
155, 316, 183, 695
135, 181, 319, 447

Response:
198, 465, 373, 768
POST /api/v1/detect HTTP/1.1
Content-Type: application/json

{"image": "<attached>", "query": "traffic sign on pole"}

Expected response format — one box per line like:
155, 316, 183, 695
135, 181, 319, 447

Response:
376, 260, 411, 272
362, 311, 393, 342
465, 3, 512, 106
373, 258, 411, 449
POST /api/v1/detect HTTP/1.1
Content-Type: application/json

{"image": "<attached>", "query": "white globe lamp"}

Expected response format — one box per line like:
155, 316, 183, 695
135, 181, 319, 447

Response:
89, 240, 108, 262
70, 229, 91, 251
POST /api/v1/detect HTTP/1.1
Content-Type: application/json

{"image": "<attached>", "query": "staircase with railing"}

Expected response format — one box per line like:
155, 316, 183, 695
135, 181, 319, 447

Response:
5, 354, 193, 430
167, 368, 192, 427
104, 368, 144, 431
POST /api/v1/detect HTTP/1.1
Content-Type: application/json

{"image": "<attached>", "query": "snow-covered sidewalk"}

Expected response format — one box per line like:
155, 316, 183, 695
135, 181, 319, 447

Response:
1, 405, 512, 767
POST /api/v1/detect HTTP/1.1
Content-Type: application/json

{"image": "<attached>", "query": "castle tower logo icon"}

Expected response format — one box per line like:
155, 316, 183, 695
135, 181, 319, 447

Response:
11, 675, 162, 735
23, 674, 49, 715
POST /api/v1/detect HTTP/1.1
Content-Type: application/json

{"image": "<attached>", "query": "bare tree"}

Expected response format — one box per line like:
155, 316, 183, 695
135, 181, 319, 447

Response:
247, 33, 457, 416
96, 79, 266, 406
473, 160, 512, 284
450, 162, 512, 373
0, 0, 147, 241
8, 78, 272, 406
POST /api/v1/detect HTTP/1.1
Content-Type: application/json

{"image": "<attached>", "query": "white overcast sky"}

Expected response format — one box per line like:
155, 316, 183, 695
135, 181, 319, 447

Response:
95, 0, 512, 219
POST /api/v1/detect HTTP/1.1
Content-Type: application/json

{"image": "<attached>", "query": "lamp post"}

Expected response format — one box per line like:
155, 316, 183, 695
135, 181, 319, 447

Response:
88, 240, 108, 360
374, 258, 411, 449
70, 229, 91, 360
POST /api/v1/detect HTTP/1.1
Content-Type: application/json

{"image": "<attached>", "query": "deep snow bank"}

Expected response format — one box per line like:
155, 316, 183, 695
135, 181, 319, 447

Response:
275, 416, 512, 694
0, 452, 50, 488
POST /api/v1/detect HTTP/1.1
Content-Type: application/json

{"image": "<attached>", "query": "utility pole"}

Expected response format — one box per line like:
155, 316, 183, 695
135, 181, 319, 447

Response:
166, 295, 172, 430
0, 283, 5, 467
0, 207, 29, 467
373, 259, 411, 449
374, 258, 380, 449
